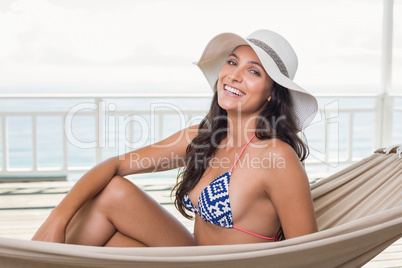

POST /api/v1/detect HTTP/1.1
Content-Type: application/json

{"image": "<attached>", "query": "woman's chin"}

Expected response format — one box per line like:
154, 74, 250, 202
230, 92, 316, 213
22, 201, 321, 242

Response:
217, 101, 240, 112
218, 95, 243, 110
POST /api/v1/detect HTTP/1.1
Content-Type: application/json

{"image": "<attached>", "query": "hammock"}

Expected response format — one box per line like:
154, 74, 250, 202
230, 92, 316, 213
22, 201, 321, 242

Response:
0, 147, 401, 268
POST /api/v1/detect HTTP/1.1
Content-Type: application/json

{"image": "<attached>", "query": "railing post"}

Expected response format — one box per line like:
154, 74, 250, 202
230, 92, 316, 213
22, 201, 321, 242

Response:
62, 114, 68, 173
32, 115, 38, 171
375, 95, 394, 149
348, 112, 354, 161
1, 117, 8, 172
95, 98, 104, 164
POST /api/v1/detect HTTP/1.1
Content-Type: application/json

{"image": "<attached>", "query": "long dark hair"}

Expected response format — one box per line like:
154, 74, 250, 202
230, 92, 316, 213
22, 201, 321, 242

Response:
172, 82, 309, 220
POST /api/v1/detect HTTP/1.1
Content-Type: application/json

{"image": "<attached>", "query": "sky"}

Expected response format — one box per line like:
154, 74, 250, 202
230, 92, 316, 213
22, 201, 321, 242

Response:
0, 0, 401, 94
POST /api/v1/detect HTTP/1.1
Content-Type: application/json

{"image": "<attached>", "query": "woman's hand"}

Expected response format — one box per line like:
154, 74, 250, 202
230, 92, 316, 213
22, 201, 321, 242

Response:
31, 210, 68, 243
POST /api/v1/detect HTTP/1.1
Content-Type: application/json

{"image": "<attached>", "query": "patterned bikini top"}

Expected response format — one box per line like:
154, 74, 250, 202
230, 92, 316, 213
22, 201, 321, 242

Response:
184, 134, 277, 240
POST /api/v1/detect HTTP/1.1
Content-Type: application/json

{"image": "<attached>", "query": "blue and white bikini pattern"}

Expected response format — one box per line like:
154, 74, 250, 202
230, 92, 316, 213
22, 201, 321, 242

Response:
185, 170, 234, 228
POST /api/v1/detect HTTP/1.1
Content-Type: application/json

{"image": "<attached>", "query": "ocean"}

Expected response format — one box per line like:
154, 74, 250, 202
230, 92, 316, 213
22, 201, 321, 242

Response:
0, 95, 401, 181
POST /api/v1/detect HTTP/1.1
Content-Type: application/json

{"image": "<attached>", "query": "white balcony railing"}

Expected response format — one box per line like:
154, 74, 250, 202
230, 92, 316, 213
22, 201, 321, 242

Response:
0, 93, 401, 180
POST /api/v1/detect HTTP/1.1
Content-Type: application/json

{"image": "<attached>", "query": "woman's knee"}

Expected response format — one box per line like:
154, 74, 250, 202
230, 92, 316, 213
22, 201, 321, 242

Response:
96, 175, 140, 207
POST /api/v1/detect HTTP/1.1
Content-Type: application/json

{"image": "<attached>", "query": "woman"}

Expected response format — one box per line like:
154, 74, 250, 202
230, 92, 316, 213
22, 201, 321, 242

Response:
32, 29, 318, 247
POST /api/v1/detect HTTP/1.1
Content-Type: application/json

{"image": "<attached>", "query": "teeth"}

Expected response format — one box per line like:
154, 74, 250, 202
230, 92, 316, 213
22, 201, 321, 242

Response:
224, 85, 245, 96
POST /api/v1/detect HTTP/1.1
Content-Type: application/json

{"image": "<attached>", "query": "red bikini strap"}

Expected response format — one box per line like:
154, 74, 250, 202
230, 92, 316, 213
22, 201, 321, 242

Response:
230, 133, 256, 172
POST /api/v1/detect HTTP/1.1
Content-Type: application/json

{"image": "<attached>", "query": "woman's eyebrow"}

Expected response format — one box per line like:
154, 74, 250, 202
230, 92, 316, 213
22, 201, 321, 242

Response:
249, 61, 264, 69
229, 53, 239, 59
229, 53, 264, 69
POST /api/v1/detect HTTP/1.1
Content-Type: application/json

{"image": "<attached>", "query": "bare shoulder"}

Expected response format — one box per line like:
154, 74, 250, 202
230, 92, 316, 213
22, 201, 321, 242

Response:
256, 138, 308, 190
259, 138, 302, 167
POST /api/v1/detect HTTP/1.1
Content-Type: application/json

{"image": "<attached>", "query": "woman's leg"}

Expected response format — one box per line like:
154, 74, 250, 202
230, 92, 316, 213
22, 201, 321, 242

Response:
104, 231, 147, 247
65, 175, 195, 247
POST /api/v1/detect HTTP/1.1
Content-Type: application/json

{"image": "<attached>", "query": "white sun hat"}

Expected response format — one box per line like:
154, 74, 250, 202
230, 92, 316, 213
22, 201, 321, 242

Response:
195, 29, 318, 131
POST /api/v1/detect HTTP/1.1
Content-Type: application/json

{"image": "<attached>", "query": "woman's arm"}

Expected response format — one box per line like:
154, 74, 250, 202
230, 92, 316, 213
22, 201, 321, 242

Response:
32, 125, 199, 243
264, 140, 318, 239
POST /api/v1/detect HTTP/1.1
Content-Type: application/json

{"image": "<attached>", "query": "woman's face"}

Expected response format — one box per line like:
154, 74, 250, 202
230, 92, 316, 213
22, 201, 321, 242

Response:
217, 45, 274, 115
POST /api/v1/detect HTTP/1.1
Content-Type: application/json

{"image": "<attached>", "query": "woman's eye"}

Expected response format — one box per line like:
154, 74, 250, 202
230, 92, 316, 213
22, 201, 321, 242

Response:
250, 70, 261, 76
227, 60, 237, 66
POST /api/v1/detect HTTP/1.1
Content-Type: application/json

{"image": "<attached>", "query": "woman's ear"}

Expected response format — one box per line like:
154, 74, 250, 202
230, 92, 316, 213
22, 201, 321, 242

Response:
268, 96, 272, 102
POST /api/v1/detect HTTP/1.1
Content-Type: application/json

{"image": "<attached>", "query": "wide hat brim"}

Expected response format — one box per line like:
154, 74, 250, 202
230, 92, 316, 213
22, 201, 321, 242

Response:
195, 30, 318, 132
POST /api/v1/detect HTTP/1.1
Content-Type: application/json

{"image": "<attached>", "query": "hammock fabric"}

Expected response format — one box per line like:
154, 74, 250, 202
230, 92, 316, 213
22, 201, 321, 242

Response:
0, 149, 401, 268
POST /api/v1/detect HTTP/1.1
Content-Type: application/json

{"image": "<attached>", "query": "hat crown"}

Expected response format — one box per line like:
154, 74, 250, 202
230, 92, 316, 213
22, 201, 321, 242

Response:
247, 29, 298, 80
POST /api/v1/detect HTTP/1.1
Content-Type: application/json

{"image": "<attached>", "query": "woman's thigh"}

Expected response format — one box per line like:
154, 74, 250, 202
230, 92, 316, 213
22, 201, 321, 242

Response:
66, 176, 195, 247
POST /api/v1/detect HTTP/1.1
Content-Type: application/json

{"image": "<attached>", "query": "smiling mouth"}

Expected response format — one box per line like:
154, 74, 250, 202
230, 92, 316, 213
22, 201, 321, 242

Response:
224, 84, 246, 96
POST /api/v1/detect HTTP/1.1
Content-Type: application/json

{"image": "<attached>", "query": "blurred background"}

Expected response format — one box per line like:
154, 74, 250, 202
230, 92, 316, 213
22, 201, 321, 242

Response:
1, 0, 400, 94
0, 0, 401, 180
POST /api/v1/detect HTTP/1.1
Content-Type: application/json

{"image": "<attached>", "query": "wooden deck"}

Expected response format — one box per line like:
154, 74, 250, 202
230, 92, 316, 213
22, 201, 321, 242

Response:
0, 180, 400, 267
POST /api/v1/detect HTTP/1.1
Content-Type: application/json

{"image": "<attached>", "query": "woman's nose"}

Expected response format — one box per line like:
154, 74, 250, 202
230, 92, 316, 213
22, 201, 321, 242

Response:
229, 68, 243, 83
